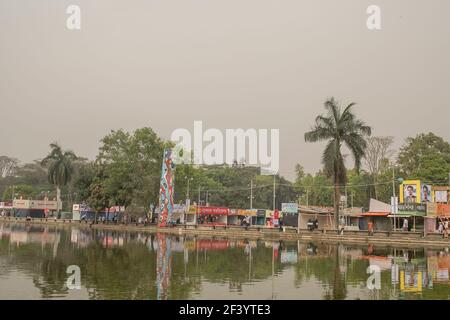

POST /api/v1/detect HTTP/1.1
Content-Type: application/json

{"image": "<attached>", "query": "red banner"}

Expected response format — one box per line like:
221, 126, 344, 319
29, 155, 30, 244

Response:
437, 204, 450, 216
196, 206, 229, 215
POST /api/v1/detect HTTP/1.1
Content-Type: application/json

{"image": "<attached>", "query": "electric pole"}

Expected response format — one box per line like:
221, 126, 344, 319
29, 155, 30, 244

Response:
392, 166, 397, 230
273, 175, 276, 210
351, 192, 354, 209
250, 179, 253, 209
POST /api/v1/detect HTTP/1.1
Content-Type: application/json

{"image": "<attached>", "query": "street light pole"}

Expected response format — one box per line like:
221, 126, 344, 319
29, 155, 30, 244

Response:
392, 166, 397, 231
250, 179, 253, 209
351, 192, 354, 209
11, 185, 15, 217
185, 177, 190, 199
184, 177, 193, 224
273, 175, 276, 210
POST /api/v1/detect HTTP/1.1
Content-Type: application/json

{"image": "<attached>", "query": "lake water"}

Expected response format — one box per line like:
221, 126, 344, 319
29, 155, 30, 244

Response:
0, 222, 449, 300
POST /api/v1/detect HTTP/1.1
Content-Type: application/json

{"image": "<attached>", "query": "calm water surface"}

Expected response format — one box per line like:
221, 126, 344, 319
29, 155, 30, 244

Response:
1, 222, 450, 300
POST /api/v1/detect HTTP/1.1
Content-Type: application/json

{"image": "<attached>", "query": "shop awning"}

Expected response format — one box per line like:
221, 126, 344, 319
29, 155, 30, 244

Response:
360, 212, 390, 217
196, 206, 229, 215
387, 211, 426, 217
236, 209, 257, 216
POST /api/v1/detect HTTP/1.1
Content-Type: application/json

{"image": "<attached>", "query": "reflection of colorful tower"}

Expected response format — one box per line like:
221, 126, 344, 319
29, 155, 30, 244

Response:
156, 233, 172, 300
158, 149, 175, 227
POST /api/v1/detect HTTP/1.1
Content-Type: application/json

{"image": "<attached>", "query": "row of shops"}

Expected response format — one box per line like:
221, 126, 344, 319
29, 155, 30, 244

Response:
301, 180, 450, 233
296, 200, 450, 233
0, 198, 62, 218
171, 205, 285, 227
72, 204, 126, 221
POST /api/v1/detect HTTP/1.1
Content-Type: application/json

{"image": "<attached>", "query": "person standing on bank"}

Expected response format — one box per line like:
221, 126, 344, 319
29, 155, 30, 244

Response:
402, 218, 409, 232
368, 220, 374, 236
339, 216, 346, 235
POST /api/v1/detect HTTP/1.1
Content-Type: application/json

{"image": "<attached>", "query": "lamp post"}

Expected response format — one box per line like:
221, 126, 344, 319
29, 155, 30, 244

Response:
273, 175, 276, 210
184, 176, 193, 224
249, 179, 254, 209
196, 185, 201, 226
392, 165, 399, 231
185, 176, 193, 199
45, 191, 50, 218
11, 185, 15, 217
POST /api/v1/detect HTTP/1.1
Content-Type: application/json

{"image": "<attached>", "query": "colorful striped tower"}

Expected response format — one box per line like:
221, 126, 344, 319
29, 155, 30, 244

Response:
158, 149, 175, 227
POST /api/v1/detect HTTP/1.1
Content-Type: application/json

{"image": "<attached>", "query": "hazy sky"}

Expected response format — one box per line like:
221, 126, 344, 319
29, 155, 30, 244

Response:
1, 0, 449, 180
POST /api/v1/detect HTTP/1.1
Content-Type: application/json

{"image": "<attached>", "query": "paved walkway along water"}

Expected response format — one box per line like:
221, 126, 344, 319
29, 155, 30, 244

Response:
2, 216, 450, 248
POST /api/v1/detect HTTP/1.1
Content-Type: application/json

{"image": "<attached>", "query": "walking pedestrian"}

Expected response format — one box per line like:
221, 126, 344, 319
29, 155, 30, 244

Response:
402, 218, 409, 232
339, 216, 346, 235
368, 220, 374, 236
438, 221, 444, 233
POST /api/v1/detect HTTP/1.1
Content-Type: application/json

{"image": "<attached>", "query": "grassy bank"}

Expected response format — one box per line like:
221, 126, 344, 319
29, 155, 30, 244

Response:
1, 216, 449, 248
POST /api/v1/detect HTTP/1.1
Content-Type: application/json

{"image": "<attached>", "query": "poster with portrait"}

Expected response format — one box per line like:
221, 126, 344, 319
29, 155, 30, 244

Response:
404, 184, 417, 204
421, 184, 432, 203
435, 190, 449, 203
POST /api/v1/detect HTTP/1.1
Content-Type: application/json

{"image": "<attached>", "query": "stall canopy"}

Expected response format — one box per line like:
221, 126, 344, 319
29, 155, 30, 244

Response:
361, 212, 390, 217
387, 211, 426, 218
196, 206, 229, 215
237, 209, 257, 216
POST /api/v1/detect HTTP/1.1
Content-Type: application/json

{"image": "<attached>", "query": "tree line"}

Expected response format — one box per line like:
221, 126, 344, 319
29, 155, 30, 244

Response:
1, 98, 449, 219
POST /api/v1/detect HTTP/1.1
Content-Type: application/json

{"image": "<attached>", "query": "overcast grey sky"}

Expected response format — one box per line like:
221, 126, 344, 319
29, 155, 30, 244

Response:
1, 0, 449, 180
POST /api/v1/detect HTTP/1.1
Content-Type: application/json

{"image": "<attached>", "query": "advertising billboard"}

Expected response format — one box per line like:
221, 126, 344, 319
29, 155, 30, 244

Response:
400, 180, 421, 204
282, 203, 298, 214
435, 190, 449, 203
196, 206, 229, 215
421, 184, 433, 203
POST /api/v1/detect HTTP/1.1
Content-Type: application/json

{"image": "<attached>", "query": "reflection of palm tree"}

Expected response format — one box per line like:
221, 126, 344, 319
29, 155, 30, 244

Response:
331, 246, 347, 300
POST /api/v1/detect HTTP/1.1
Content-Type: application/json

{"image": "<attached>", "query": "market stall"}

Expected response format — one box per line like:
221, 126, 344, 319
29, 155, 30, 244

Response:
196, 206, 229, 226
227, 209, 255, 226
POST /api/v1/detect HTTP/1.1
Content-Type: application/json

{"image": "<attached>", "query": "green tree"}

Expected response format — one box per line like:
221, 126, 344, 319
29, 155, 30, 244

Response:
346, 169, 374, 209
0, 161, 52, 200
363, 136, 394, 199
0, 155, 18, 178
86, 165, 110, 223
398, 133, 450, 183
72, 161, 97, 203
41, 143, 77, 215
305, 97, 371, 227
2, 184, 38, 200
97, 128, 167, 215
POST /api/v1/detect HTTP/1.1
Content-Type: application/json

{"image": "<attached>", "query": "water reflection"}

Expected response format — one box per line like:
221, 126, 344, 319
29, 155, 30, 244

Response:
156, 233, 172, 300
1, 222, 450, 300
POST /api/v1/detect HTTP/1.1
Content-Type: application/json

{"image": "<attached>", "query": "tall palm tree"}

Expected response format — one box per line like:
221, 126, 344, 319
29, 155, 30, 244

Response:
305, 97, 371, 228
41, 143, 77, 216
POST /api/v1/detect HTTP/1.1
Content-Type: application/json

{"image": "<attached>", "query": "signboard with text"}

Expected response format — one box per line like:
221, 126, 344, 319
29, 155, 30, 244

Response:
282, 203, 298, 214
196, 206, 229, 215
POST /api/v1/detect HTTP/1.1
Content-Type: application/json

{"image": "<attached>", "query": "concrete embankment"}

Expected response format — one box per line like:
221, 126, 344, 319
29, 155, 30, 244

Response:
2, 216, 450, 248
